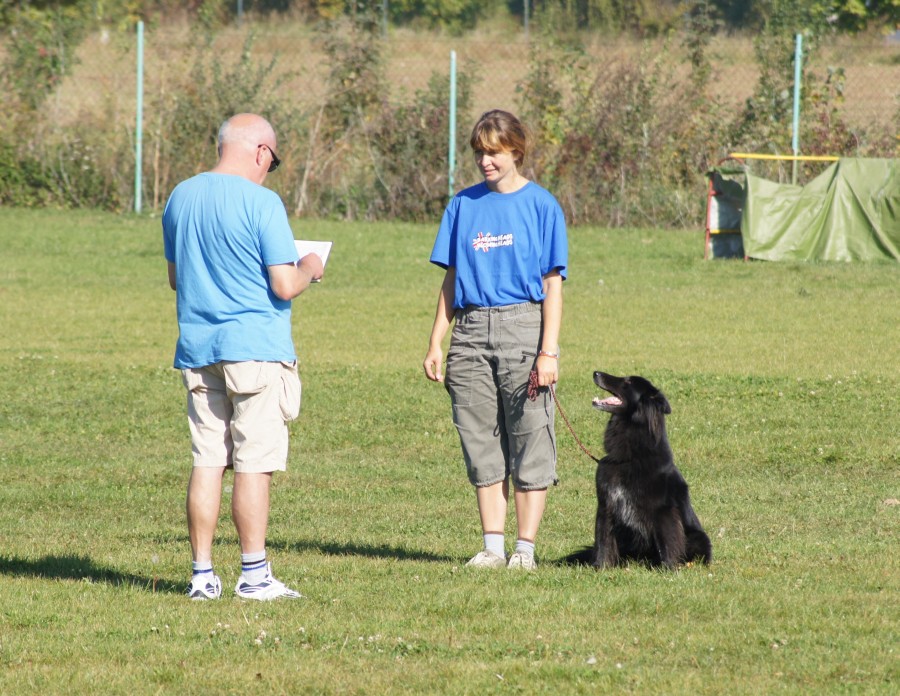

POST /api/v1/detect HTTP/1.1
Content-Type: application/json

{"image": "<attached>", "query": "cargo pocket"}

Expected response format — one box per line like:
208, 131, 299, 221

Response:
445, 343, 475, 406
181, 367, 207, 393
222, 361, 269, 396
279, 361, 302, 421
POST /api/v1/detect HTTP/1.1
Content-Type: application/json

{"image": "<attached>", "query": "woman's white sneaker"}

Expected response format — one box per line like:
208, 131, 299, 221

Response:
506, 552, 537, 570
465, 550, 507, 568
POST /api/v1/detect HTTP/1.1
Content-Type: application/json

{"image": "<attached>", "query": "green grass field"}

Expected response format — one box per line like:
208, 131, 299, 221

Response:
0, 208, 897, 694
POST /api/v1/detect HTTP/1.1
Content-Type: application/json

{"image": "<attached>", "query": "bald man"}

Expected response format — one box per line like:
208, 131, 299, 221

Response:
163, 113, 324, 600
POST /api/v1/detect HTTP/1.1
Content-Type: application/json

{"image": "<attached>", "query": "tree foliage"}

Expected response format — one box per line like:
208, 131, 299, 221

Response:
510, 0, 899, 33
0, 0, 896, 219
3, 1, 898, 33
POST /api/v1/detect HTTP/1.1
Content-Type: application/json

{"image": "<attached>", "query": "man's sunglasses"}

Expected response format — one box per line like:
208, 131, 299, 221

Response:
258, 144, 281, 173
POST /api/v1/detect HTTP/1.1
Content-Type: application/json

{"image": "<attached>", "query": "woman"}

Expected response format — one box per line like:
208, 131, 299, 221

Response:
423, 110, 568, 570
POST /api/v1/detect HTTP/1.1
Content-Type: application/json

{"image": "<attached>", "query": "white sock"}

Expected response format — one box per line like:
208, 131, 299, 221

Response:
192, 561, 214, 578
240, 550, 268, 584
483, 533, 505, 558
515, 539, 535, 557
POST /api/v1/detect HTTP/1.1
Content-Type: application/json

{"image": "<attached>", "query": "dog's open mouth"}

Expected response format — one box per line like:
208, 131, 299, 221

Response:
592, 395, 623, 410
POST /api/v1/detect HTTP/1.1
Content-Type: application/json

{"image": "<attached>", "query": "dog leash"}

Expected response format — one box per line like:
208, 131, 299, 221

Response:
528, 370, 600, 463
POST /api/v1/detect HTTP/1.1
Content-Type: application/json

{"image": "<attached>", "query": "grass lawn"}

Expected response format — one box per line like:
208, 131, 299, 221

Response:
0, 208, 897, 694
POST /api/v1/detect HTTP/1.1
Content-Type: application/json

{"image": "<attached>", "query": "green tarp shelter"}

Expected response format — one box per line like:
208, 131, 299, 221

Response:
741, 158, 899, 262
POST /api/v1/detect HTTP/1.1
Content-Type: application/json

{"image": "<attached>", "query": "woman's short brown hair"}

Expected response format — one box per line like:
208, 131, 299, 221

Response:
469, 110, 532, 168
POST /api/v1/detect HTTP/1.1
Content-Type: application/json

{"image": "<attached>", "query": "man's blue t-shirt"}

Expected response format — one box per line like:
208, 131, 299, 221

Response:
430, 181, 568, 308
163, 173, 299, 368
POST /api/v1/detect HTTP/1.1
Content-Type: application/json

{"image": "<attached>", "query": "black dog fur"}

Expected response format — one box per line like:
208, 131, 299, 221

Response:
569, 371, 712, 569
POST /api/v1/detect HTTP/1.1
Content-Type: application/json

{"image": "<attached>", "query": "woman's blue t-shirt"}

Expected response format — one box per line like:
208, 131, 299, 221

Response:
430, 181, 568, 309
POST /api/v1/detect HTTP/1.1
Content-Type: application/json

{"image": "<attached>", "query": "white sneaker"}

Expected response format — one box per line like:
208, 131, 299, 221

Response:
234, 563, 302, 601
186, 574, 222, 600
465, 550, 506, 568
507, 552, 537, 570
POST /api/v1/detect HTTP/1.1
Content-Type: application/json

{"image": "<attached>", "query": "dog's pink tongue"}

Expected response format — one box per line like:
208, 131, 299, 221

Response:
594, 396, 623, 406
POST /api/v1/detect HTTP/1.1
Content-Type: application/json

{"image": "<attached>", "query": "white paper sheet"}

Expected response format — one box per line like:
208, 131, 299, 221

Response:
294, 240, 333, 281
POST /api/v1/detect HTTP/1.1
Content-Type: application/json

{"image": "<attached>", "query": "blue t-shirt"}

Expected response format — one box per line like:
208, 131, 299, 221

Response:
162, 173, 300, 368
430, 181, 568, 308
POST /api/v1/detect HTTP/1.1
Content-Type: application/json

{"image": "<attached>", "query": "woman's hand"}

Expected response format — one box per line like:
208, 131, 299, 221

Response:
535, 354, 559, 387
423, 345, 444, 382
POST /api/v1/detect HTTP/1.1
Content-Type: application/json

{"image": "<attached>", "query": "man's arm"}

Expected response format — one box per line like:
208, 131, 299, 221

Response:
268, 253, 325, 301
167, 261, 177, 290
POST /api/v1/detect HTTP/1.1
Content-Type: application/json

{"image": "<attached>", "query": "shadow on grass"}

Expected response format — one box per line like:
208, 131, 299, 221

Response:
143, 532, 458, 563
144, 533, 580, 567
273, 538, 595, 566
271, 538, 456, 564
0, 554, 182, 594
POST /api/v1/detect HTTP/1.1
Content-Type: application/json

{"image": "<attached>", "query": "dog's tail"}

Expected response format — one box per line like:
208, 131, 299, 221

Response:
562, 547, 594, 566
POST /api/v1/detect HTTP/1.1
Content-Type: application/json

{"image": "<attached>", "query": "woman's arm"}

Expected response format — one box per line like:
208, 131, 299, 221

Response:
536, 271, 563, 387
423, 267, 456, 382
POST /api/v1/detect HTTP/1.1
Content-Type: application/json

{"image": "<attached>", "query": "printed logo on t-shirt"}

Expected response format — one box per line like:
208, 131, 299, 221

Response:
472, 231, 514, 253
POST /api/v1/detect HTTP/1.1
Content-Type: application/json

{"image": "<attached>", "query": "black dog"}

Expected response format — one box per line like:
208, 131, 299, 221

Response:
570, 371, 712, 569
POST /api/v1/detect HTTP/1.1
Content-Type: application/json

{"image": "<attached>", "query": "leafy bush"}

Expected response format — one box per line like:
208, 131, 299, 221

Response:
288, 7, 476, 220
143, 30, 295, 208
0, 3, 895, 223
292, 66, 476, 221
2, 3, 90, 112
512, 1, 883, 227
319, 9, 386, 135
364, 68, 476, 220
517, 32, 725, 226
0, 142, 54, 207
389, 0, 485, 32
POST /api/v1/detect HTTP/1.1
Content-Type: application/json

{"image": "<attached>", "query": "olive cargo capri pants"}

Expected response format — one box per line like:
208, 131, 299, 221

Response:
444, 302, 558, 490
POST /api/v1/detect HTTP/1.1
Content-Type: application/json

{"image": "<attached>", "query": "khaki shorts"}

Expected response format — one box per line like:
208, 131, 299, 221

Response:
181, 360, 302, 473
444, 302, 557, 490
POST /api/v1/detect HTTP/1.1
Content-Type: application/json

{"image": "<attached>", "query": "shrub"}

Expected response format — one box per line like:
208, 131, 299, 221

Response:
143, 30, 295, 208
1, 5, 895, 223
319, 8, 385, 136
389, 0, 485, 33
364, 67, 476, 220
518, 33, 716, 226
293, 57, 475, 220
0, 141, 53, 207
292, 7, 476, 220
2, 3, 90, 112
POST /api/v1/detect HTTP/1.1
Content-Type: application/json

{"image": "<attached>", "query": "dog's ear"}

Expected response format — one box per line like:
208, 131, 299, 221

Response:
653, 391, 672, 415
643, 391, 670, 443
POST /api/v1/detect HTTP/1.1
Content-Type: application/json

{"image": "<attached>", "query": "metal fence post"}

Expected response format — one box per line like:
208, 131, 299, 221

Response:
448, 50, 457, 201
135, 20, 144, 214
791, 33, 803, 185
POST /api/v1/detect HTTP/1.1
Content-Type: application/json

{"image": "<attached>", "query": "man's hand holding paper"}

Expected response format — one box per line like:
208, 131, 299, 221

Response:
294, 240, 332, 283
298, 252, 324, 282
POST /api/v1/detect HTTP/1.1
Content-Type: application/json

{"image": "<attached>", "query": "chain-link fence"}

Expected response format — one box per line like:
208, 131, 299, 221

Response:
5, 19, 899, 224
53, 24, 900, 132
